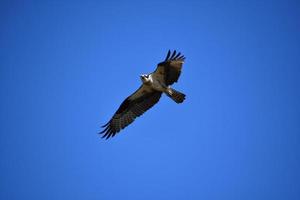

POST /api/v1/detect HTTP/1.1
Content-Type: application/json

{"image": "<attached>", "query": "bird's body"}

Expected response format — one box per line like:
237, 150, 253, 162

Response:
141, 74, 166, 92
100, 50, 186, 139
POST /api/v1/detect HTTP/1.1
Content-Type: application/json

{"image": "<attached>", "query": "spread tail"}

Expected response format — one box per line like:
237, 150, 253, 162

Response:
166, 88, 186, 103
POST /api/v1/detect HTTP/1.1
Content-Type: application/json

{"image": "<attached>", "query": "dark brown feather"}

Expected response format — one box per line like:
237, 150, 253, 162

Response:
156, 50, 185, 85
165, 50, 171, 61
170, 50, 177, 59
100, 91, 162, 139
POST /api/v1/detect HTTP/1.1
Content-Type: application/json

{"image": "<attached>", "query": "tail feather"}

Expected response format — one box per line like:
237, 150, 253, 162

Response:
167, 88, 186, 103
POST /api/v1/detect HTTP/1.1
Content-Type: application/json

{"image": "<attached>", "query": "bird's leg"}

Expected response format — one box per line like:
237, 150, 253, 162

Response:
166, 86, 173, 95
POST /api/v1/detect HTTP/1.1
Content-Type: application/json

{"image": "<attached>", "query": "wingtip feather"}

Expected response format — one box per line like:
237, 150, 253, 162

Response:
102, 127, 112, 139
165, 50, 171, 61
174, 52, 181, 59
171, 50, 177, 59
165, 50, 186, 61
101, 121, 110, 128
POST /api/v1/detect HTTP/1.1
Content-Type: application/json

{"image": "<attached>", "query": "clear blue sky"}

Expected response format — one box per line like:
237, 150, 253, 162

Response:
1, 0, 299, 199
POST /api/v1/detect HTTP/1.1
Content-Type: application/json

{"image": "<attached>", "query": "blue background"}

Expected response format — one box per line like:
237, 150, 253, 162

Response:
1, 0, 299, 199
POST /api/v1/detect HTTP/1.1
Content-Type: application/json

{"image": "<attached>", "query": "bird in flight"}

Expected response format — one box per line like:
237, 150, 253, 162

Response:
100, 50, 186, 139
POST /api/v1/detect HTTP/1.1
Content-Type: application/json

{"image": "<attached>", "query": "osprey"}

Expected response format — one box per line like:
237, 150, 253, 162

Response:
100, 50, 186, 139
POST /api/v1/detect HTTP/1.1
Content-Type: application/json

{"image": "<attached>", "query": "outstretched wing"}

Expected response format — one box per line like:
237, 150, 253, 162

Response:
100, 85, 162, 139
152, 50, 185, 86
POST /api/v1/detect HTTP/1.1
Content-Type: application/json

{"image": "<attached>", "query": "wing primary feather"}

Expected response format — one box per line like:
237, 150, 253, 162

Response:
109, 131, 117, 137
104, 132, 111, 139
100, 125, 110, 134
171, 50, 176, 59
127, 112, 134, 125
165, 50, 171, 61
101, 121, 110, 128
103, 131, 110, 139
112, 131, 117, 137
127, 112, 134, 123
112, 123, 120, 137
175, 52, 181, 59
131, 106, 140, 116
102, 127, 112, 138
123, 114, 129, 129
135, 105, 143, 115
115, 119, 121, 132
123, 114, 129, 128
120, 115, 126, 129
107, 128, 115, 139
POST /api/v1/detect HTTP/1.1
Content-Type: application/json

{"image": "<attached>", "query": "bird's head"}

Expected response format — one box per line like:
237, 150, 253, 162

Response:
140, 74, 150, 83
